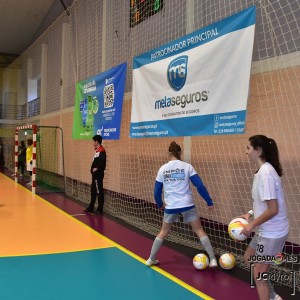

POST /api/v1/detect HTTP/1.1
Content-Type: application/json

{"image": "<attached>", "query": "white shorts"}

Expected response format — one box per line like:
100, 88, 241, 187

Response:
26, 162, 32, 172
249, 233, 288, 264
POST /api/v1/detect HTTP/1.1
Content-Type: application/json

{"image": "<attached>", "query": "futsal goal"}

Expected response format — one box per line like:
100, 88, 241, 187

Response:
14, 125, 65, 194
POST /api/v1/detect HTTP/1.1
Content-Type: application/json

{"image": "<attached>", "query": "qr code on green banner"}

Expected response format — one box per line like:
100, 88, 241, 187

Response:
103, 84, 115, 108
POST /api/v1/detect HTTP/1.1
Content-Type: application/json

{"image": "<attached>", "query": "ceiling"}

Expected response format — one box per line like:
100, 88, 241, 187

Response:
0, 0, 74, 68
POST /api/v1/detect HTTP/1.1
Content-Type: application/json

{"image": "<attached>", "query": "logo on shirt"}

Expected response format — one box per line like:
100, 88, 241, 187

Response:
163, 168, 185, 181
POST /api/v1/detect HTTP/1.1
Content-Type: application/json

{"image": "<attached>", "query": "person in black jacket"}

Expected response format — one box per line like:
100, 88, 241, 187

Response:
84, 135, 106, 214
18, 140, 26, 176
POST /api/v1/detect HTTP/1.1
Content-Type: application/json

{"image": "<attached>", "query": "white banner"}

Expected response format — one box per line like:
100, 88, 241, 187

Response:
130, 6, 256, 138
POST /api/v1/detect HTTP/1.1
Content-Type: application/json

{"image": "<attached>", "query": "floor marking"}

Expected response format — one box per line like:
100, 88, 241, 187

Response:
1, 173, 214, 300
73, 215, 214, 300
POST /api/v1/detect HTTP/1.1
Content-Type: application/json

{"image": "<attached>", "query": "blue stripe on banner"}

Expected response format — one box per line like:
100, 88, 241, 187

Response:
130, 111, 247, 138
133, 6, 256, 69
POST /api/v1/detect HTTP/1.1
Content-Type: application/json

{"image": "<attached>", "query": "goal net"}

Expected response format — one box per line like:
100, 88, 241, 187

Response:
0, 126, 15, 170
106, 0, 299, 290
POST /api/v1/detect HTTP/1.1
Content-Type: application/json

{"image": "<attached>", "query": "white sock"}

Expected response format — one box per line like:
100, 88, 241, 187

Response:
149, 237, 163, 261
200, 235, 216, 261
269, 281, 276, 299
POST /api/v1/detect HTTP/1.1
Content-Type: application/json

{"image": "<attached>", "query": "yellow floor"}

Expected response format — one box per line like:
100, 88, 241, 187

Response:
0, 173, 113, 256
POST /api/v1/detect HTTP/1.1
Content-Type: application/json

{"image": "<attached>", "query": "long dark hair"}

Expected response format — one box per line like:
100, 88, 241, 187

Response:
169, 141, 181, 160
249, 135, 283, 176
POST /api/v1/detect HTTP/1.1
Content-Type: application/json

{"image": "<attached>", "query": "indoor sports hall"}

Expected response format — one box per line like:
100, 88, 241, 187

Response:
0, 1, 299, 300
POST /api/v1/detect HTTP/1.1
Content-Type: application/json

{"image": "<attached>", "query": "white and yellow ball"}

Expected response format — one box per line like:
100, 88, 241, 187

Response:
228, 217, 248, 241
219, 253, 236, 270
193, 253, 209, 270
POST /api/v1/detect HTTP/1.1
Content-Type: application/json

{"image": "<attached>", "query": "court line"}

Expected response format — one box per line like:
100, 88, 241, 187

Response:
37, 198, 215, 299
75, 219, 215, 300
2, 173, 214, 300
0, 173, 114, 256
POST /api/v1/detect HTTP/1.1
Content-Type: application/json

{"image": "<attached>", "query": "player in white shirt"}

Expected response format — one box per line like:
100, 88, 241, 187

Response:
240, 135, 289, 300
146, 141, 217, 268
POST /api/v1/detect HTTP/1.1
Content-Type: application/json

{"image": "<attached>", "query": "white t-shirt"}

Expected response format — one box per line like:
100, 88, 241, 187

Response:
252, 162, 289, 238
156, 160, 196, 210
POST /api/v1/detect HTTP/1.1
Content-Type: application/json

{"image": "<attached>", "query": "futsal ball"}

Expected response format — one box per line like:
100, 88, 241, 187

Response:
228, 217, 248, 241
219, 253, 236, 270
193, 253, 209, 270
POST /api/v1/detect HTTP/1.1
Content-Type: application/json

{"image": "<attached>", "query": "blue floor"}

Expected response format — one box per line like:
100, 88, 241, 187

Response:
0, 248, 206, 300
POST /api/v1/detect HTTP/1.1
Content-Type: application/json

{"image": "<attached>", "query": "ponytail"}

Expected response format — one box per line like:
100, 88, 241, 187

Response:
249, 135, 283, 176
169, 141, 181, 160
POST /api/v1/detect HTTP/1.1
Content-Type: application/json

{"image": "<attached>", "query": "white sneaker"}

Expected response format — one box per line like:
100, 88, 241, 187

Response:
26, 182, 32, 186
209, 258, 217, 267
145, 258, 159, 267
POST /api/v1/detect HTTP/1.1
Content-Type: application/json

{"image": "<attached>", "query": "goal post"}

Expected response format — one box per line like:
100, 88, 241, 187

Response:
15, 125, 65, 194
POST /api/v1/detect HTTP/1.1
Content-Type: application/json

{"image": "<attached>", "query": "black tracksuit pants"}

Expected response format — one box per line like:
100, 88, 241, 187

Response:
89, 177, 104, 213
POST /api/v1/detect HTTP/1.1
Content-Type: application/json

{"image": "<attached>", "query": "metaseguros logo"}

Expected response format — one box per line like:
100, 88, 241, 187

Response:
154, 54, 208, 111
167, 55, 188, 91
